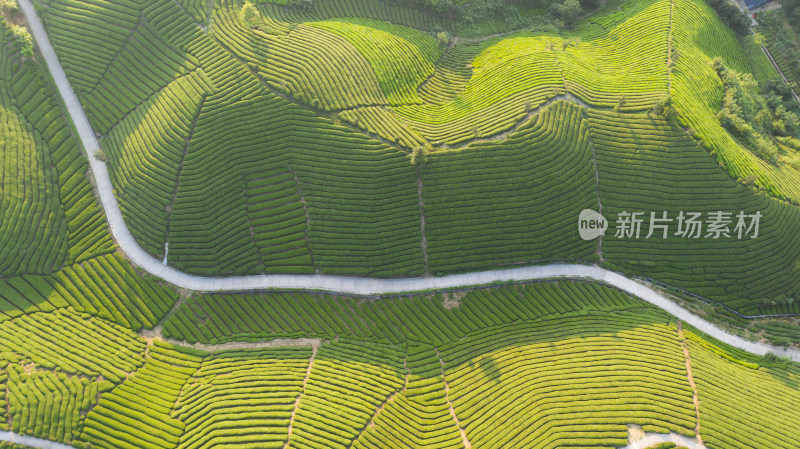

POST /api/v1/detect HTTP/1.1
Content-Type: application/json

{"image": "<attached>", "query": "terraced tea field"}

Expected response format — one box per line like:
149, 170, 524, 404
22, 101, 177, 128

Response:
0, 18, 113, 276
3, 0, 800, 447
18, 0, 797, 314
3, 281, 800, 449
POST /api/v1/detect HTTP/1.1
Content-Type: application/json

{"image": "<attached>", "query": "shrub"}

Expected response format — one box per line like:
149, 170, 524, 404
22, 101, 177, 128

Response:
0, 0, 18, 12
9, 25, 33, 58
763, 351, 792, 364
652, 95, 678, 121
94, 149, 109, 163
436, 31, 450, 47
410, 145, 429, 166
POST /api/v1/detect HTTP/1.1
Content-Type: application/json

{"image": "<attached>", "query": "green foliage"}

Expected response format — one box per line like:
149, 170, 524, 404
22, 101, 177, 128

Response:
591, 108, 800, 315
173, 348, 312, 449
779, 0, 800, 23
652, 95, 678, 121
687, 327, 800, 448
647, 444, 680, 449
291, 0, 313, 9
549, 0, 583, 28
410, 144, 429, 166
30, 0, 800, 314
763, 351, 792, 363
6, 363, 102, 444
614, 94, 627, 112
308, 18, 442, 106
421, 101, 598, 273
713, 58, 800, 165
9, 25, 33, 58
0, 309, 146, 383
759, 10, 800, 87
80, 343, 204, 449
0, 20, 113, 274
705, 0, 750, 36
0, 253, 178, 330
93, 149, 109, 163
436, 30, 450, 47
397, 0, 558, 35
0, 0, 18, 12
163, 281, 640, 345
757, 319, 800, 346
239, 1, 259, 28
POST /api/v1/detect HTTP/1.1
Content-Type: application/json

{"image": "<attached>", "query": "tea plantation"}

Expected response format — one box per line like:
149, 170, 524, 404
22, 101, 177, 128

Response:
1, 0, 800, 447
3, 283, 800, 448
14, 0, 797, 313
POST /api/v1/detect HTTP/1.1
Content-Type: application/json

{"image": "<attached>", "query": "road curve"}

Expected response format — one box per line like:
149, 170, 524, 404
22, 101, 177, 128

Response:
17, 0, 800, 364
0, 431, 75, 449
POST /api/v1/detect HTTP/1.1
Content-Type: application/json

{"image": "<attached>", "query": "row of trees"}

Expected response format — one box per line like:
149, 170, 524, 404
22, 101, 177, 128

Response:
779, 0, 800, 22
713, 58, 800, 164
706, 0, 751, 35
397, 0, 590, 32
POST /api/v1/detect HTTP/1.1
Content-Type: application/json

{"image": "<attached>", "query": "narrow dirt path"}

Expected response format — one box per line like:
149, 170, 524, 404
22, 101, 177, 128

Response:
417, 169, 430, 277
288, 164, 316, 270
437, 349, 472, 449
667, 0, 675, 94
586, 126, 604, 262
353, 372, 407, 440
677, 320, 704, 445
283, 344, 318, 449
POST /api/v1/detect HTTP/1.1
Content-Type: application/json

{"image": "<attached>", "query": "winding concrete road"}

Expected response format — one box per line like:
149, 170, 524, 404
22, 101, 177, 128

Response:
17, 0, 800, 365
0, 431, 75, 449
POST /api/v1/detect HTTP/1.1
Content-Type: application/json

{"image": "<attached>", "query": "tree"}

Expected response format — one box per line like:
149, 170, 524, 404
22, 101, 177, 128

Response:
706, 0, 750, 36
549, 0, 582, 28
292, 0, 313, 10
436, 31, 450, 47
410, 145, 430, 166
763, 352, 780, 363
781, 0, 800, 21
653, 95, 677, 121
712, 59, 798, 165
239, 1, 259, 28
614, 94, 627, 112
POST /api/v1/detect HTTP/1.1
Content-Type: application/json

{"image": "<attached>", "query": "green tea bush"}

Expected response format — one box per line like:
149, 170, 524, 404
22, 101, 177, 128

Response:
80, 343, 204, 449
174, 348, 312, 449
687, 328, 800, 448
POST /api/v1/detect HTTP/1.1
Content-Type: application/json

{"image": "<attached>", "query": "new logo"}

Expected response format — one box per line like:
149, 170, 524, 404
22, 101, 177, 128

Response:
578, 209, 608, 241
